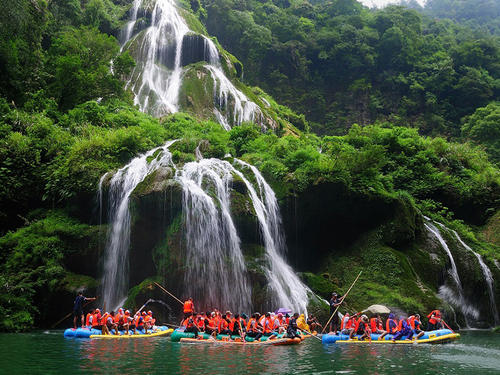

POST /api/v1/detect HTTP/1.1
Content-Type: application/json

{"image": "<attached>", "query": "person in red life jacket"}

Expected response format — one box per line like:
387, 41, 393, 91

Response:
412, 314, 425, 340
183, 297, 195, 319
385, 313, 398, 335
183, 314, 200, 338
143, 310, 155, 334
349, 315, 370, 340
196, 312, 206, 332
392, 316, 414, 342
134, 311, 146, 334
218, 313, 232, 335
98, 312, 111, 335
340, 313, 350, 334
114, 308, 125, 330
427, 309, 443, 330
370, 314, 387, 340
262, 312, 277, 339
246, 313, 263, 340
72, 292, 97, 329
230, 314, 245, 337
91, 309, 102, 330
341, 313, 359, 336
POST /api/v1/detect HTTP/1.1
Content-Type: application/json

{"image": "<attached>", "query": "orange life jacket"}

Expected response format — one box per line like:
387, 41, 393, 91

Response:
345, 318, 355, 329
219, 318, 228, 331
427, 310, 441, 324
85, 313, 92, 326
229, 318, 236, 332
408, 316, 416, 329
114, 313, 123, 324
263, 318, 273, 333
91, 313, 101, 327
183, 300, 194, 314
135, 316, 144, 327
370, 318, 382, 332
285, 317, 290, 325
100, 313, 110, 325
386, 319, 397, 334
247, 318, 257, 332
206, 318, 216, 329
197, 317, 205, 329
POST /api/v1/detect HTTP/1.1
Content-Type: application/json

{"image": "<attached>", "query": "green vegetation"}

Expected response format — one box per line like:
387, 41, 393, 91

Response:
0, 0, 499, 331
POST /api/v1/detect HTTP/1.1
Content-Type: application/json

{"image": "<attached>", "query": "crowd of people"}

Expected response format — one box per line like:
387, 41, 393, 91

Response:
180, 297, 303, 340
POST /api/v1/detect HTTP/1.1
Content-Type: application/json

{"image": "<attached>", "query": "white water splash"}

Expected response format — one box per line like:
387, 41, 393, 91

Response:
452, 231, 499, 325
100, 140, 176, 310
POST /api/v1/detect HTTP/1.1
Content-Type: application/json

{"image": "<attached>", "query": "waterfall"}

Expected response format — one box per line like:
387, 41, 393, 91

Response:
174, 158, 309, 313
99, 140, 176, 310
233, 159, 310, 313
452, 231, 499, 325
424, 220, 479, 325
121, 0, 262, 127
175, 159, 251, 312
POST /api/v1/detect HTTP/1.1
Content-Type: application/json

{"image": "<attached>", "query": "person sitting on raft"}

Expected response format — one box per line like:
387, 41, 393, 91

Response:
370, 314, 387, 340
246, 313, 263, 341
392, 316, 413, 342
205, 312, 217, 336
103, 311, 119, 335
307, 314, 322, 333
427, 309, 443, 331
286, 313, 301, 339
183, 314, 200, 338
262, 312, 278, 339
385, 313, 398, 335
218, 312, 232, 335
410, 314, 425, 340
122, 310, 133, 335
341, 313, 359, 336
143, 310, 155, 334
349, 315, 371, 340
230, 314, 245, 338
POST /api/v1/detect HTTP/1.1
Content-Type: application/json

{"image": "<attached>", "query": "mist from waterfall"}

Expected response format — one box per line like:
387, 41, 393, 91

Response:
99, 140, 176, 310
121, 0, 262, 127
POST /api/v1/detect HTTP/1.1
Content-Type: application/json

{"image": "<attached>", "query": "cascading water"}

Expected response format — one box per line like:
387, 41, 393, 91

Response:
424, 220, 479, 326
175, 159, 251, 312
452, 231, 499, 325
121, 0, 262, 127
174, 158, 309, 313
233, 159, 310, 313
99, 140, 176, 310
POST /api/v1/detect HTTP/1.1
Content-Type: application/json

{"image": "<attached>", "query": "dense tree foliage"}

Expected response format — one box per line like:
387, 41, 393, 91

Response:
201, 0, 500, 136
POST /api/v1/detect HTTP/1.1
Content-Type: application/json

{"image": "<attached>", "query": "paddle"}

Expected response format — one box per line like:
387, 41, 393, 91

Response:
321, 271, 362, 334
298, 328, 322, 341
154, 281, 184, 305
51, 297, 98, 329
441, 319, 455, 333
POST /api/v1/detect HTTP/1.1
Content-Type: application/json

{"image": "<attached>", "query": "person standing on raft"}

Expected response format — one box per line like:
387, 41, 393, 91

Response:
183, 297, 195, 319
427, 310, 443, 330
329, 292, 343, 334
73, 291, 96, 329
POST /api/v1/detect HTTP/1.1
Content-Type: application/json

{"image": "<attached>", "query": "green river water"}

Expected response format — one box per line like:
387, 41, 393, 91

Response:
0, 330, 499, 374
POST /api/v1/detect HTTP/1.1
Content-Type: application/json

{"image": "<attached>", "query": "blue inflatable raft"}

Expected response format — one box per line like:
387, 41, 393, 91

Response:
322, 329, 459, 344
64, 325, 172, 339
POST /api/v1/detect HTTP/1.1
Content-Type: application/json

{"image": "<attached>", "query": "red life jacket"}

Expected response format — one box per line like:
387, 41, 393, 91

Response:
263, 318, 273, 333
91, 313, 101, 327
197, 317, 205, 329
427, 310, 441, 324
408, 316, 416, 329
229, 318, 237, 331
135, 316, 144, 327
370, 318, 380, 332
114, 313, 123, 324
246, 318, 256, 332
219, 319, 228, 331
183, 301, 194, 314
345, 318, 355, 329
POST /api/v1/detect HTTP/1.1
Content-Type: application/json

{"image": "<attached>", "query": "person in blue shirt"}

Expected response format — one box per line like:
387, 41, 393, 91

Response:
73, 292, 96, 329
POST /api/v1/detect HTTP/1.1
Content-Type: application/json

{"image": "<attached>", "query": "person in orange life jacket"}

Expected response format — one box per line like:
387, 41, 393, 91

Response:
275, 313, 287, 333
286, 313, 301, 339
85, 309, 95, 327
411, 314, 425, 340
183, 314, 200, 338
133, 311, 146, 334
122, 310, 133, 335
246, 313, 263, 340
392, 316, 414, 342
183, 297, 195, 319
114, 308, 125, 330
342, 313, 359, 336
91, 309, 102, 330
262, 312, 277, 339
196, 312, 206, 332
370, 314, 387, 340
239, 314, 248, 332
73, 292, 96, 329
329, 292, 343, 334
205, 312, 217, 335
427, 309, 443, 330
340, 313, 350, 334
349, 315, 370, 340
143, 310, 155, 334
218, 313, 232, 335
104, 311, 118, 335
385, 313, 398, 335
230, 314, 245, 337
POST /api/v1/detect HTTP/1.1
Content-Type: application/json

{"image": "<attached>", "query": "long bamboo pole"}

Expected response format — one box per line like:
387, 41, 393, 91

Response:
321, 271, 362, 333
153, 281, 184, 305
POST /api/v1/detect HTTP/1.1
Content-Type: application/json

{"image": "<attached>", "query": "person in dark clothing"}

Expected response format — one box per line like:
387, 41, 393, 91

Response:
73, 292, 96, 329
287, 313, 301, 339
329, 292, 343, 334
